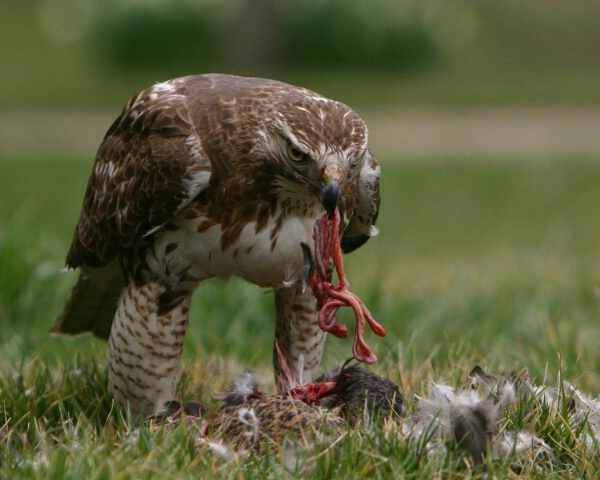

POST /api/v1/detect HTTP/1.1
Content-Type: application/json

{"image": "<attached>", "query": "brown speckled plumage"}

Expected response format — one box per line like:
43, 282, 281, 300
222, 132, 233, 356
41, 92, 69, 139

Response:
52, 74, 380, 417
212, 371, 344, 450
215, 394, 344, 450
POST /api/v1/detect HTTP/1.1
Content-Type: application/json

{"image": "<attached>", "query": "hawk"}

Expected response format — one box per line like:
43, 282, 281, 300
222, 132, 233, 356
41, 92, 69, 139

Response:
52, 74, 380, 417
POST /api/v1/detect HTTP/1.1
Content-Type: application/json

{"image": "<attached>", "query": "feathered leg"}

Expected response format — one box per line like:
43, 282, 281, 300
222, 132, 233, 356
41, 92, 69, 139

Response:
107, 279, 191, 417
273, 284, 326, 390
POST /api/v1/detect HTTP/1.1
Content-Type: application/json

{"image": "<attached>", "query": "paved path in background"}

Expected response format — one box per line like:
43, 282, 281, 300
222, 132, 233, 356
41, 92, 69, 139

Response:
1, 107, 599, 160
360, 107, 600, 160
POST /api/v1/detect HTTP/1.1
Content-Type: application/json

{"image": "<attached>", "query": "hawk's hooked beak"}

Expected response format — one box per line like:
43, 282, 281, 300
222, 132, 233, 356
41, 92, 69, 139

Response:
320, 163, 342, 216
321, 181, 339, 216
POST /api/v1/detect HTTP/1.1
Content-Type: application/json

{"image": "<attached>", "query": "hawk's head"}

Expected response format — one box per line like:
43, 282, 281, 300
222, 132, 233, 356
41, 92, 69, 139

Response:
252, 90, 370, 218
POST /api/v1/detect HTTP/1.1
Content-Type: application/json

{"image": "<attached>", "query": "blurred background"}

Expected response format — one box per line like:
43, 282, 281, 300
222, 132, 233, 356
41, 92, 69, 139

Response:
2, 0, 600, 158
1, 0, 600, 389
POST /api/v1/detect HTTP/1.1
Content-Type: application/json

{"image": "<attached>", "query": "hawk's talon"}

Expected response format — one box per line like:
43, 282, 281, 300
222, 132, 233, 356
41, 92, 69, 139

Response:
147, 400, 207, 431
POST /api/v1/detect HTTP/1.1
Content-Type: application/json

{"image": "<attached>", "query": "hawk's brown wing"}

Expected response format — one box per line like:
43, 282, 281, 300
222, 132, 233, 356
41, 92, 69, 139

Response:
66, 80, 212, 268
340, 151, 380, 253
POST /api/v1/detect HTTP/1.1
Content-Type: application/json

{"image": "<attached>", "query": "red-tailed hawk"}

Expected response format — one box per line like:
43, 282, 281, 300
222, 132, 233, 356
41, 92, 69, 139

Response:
52, 74, 380, 417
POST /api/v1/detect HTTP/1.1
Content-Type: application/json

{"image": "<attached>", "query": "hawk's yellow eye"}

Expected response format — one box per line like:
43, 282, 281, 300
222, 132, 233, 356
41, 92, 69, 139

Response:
287, 144, 306, 162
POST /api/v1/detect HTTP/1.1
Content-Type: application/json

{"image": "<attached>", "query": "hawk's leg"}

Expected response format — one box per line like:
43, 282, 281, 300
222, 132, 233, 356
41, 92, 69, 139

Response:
273, 284, 327, 391
107, 280, 191, 417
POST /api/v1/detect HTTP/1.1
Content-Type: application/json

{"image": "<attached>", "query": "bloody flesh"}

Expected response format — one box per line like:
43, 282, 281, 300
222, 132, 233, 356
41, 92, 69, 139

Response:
311, 210, 386, 364
276, 338, 337, 404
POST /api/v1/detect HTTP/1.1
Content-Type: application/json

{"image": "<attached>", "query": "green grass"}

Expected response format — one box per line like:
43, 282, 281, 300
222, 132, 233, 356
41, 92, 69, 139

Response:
1, 156, 600, 477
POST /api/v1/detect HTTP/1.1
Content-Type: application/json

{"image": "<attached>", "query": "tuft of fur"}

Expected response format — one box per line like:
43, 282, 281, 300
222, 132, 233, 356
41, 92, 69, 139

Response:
316, 361, 404, 426
213, 371, 264, 407
408, 383, 498, 465
498, 431, 556, 472
452, 398, 497, 465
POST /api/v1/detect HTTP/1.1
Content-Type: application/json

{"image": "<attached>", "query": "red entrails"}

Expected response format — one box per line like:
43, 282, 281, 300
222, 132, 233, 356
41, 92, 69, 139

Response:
289, 381, 337, 405
310, 210, 386, 364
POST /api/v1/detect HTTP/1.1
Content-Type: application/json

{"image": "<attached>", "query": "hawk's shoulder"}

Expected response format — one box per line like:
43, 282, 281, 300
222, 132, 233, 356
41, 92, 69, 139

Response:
67, 78, 213, 268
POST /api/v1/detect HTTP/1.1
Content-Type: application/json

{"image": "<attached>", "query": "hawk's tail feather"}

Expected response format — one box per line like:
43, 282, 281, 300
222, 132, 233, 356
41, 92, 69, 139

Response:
51, 260, 125, 340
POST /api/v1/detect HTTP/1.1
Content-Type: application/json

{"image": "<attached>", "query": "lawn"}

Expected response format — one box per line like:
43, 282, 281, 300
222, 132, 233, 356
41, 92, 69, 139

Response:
1, 155, 600, 477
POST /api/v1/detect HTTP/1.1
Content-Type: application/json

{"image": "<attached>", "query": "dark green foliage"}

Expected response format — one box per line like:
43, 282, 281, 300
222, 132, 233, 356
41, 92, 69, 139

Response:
91, 1, 436, 75
93, 4, 219, 72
